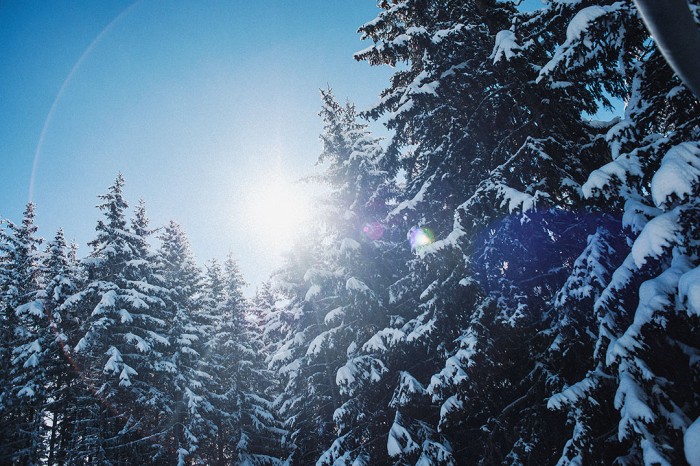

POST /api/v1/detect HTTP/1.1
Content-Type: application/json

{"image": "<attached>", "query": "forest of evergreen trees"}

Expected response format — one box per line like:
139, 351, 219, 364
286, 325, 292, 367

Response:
2, 0, 700, 464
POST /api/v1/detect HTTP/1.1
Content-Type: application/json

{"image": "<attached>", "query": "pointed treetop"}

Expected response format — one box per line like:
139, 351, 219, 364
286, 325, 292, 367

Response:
131, 199, 152, 238
96, 174, 128, 233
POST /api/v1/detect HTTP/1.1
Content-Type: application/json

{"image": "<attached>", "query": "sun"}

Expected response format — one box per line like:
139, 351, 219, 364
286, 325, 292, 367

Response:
243, 174, 312, 254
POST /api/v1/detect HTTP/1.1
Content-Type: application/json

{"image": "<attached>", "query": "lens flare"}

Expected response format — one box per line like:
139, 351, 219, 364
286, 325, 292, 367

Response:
409, 226, 434, 250
362, 221, 385, 241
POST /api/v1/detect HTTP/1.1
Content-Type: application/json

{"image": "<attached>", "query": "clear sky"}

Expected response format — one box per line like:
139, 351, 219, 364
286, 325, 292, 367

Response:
0, 0, 393, 293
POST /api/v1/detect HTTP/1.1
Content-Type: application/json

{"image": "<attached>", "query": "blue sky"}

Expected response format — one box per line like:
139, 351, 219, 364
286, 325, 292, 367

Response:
0, 0, 392, 292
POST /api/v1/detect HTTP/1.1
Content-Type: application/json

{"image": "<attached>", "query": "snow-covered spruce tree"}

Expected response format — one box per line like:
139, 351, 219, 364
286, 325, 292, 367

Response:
353, 0, 519, 461
544, 224, 630, 465
153, 220, 215, 465
261, 89, 401, 464
26, 228, 84, 465
263, 224, 342, 464
66, 175, 171, 463
37, 228, 85, 465
530, 0, 700, 462
0, 203, 45, 464
53, 239, 93, 466
296, 89, 408, 465
251, 280, 275, 329
200, 255, 283, 465
353, 4, 517, 458
197, 258, 228, 463
441, 3, 644, 461
354, 0, 623, 462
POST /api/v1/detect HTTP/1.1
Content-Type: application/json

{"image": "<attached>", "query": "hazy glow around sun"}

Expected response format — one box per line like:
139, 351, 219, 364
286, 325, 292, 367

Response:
243, 172, 313, 255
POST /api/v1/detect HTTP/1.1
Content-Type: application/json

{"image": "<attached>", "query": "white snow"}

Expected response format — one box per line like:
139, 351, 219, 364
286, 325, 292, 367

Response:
492, 30, 520, 63
307, 329, 337, 356
305, 284, 321, 301
548, 375, 599, 410
630, 209, 680, 268
346, 340, 357, 357
336, 363, 357, 387
611, 258, 689, 361
432, 24, 467, 44
16, 339, 42, 368
17, 385, 36, 399
93, 290, 117, 316
685, 417, 700, 466
121, 290, 150, 310
340, 238, 360, 256
582, 154, 643, 199
404, 70, 439, 98
615, 371, 655, 441
125, 332, 151, 353
147, 330, 170, 347
679, 266, 700, 316
361, 328, 404, 352
641, 439, 673, 466
346, 277, 371, 294
119, 364, 137, 387
177, 448, 189, 466
388, 175, 434, 219
416, 225, 464, 259
440, 395, 464, 423
498, 185, 539, 213
565, 6, 608, 43
387, 420, 419, 457
428, 345, 472, 398
118, 309, 133, 324
23, 353, 40, 369
622, 198, 662, 234
406, 317, 436, 342
15, 300, 44, 318
103, 346, 123, 374
650, 142, 700, 208
390, 371, 427, 407
324, 306, 345, 325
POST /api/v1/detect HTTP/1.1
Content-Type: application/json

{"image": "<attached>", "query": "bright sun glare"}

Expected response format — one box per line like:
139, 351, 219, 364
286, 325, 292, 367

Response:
244, 174, 312, 254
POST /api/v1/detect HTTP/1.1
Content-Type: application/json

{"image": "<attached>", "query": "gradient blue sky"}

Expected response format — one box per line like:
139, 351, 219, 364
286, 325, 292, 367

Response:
0, 1, 392, 292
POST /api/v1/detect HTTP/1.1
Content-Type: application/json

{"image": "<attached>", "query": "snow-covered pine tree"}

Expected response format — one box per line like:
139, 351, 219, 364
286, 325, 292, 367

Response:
251, 280, 275, 329
251, 280, 295, 462
354, 0, 623, 462
39, 228, 84, 465
0, 203, 45, 464
196, 258, 228, 463
303, 89, 409, 465
530, 0, 700, 463
154, 220, 214, 465
66, 175, 171, 463
259, 89, 397, 465
200, 255, 283, 465
353, 1, 520, 462
545, 224, 629, 465
263, 226, 342, 465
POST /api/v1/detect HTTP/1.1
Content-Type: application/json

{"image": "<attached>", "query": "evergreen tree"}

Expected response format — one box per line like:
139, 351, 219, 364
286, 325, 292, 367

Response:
0, 203, 44, 464
67, 175, 171, 463
264, 230, 340, 465
536, 0, 700, 462
353, 0, 621, 462
40, 228, 84, 465
0, 1, 698, 463
306, 90, 407, 465
154, 220, 213, 465
201, 255, 283, 465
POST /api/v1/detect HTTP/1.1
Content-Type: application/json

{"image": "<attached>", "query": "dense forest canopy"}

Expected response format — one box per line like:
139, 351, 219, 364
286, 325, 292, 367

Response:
2, 0, 700, 465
